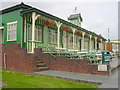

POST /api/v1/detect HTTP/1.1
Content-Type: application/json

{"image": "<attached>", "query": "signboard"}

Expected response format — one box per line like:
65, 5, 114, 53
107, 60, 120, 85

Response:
98, 65, 107, 71
104, 56, 110, 61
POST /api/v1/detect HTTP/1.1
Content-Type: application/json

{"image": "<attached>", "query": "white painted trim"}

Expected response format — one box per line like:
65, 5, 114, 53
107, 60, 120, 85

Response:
31, 12, 36, 53
55, 21, 62, 48
89, 35, 92, 51
7, 21, 18, 25
7, 40, 16, 42
81, 32, 85, 51
0, 27, 4, 29
24, 17, 26, 42
94, 37, 97, 50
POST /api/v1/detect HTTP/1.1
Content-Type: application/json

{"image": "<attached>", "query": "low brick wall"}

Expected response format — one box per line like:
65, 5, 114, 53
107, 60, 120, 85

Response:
1, 43, 36, 73
0, 44, 2, 69
34, 48, 110, 75
1, 43, 110, 75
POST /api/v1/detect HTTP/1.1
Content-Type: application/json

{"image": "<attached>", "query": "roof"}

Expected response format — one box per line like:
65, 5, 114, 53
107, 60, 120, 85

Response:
0, 2, 31, 15
0, 2, 106, 41
109, 40, 120, 44
68, 13, 83, 22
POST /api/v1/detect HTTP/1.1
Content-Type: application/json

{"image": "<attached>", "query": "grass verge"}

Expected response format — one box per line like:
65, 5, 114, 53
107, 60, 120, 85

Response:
2, 70, 99, 88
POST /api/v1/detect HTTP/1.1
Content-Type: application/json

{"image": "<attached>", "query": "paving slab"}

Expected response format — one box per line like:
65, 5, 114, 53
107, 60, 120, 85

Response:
34, 59, 120, 88
34, 70, 109, 84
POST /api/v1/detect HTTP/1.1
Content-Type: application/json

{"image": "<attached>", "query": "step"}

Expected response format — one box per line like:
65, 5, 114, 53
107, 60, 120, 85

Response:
36, 67, 49, 70
36, 63, 45, 66
36, 61, 43, 63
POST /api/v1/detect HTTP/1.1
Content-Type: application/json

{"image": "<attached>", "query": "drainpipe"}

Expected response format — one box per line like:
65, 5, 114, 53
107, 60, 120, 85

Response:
4, 53, 6, 69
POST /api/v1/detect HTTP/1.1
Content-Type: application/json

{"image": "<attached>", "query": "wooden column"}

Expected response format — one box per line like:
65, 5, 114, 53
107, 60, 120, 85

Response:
94, 37, 97, 50
55, 21, 62, 48
72, 28, 76, 49
81, 32, 85, 51
31, 12, 41, 53
89, 35, 92, 51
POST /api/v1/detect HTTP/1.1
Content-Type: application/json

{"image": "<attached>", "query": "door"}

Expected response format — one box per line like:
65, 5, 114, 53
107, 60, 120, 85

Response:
79, 39, 81, 50
0, 29, 3, 44
97, 43, 99, 50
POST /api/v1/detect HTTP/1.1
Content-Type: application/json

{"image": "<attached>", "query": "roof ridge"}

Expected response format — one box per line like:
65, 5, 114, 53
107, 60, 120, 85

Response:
0, 2, 32, 15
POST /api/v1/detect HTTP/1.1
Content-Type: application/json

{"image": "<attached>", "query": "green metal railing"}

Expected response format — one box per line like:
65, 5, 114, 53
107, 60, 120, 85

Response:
27, 41, 109, 64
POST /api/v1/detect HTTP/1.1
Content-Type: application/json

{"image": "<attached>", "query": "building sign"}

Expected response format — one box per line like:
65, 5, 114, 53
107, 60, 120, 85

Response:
98, 65, 107, 71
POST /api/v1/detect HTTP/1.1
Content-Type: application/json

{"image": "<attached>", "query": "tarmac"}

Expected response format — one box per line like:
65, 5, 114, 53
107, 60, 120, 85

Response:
98, 66, 119, 88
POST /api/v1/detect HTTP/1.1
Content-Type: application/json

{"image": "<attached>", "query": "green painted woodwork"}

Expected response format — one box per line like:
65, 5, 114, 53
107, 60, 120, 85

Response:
0, 15, 2, 27
2, 9, 23, 44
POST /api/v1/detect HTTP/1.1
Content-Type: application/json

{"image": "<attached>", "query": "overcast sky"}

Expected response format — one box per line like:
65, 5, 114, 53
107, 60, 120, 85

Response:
0, 0, 119, 40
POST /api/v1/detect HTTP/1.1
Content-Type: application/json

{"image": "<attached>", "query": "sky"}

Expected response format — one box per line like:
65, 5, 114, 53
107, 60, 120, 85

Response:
0, 0, 119, 40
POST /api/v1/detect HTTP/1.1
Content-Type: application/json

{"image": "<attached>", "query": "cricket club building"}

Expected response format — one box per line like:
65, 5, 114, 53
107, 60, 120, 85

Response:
0, 3, 110, 75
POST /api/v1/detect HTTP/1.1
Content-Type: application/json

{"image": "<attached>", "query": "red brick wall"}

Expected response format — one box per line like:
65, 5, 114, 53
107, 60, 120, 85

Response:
0, 44, 2, 69
1, 43, 110, 75
2, 43, 36, 73
34, 48, 110, 75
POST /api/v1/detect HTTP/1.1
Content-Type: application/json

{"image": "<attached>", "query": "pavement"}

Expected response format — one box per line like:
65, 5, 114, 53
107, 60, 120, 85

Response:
98, 66, 119, 88
34, 59, 120, 89
35, 70, 110, 84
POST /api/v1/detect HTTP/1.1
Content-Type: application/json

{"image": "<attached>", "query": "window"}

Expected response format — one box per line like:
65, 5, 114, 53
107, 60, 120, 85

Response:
49, 29, 57, 44
7, 21, 17, 41
75, 36, 78, 46
70, 37, 73, 45
69, 34, 73, 46
35, 25, 42, 42
28, 25, 42, 42
28, 24, 32, 40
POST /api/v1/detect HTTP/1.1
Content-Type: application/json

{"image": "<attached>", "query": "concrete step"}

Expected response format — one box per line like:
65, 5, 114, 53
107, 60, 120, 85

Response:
36, 67, 49, 70
36, 63, 45, 66
36, 61, 43, 63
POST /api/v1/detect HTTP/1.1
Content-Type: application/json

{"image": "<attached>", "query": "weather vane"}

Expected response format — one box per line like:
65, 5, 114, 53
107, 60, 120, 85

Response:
73, 7, 77, 13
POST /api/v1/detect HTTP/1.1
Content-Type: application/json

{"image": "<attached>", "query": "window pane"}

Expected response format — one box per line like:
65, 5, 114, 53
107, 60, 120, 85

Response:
7, 22, 17, 41
38, 30, 42, 41
8, 25, 10, 30
8, 30, 16, 40
35, 30, 37, 41
35, 25, 42, 42
49, 29, 57, 44
28, 24, 32, 40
